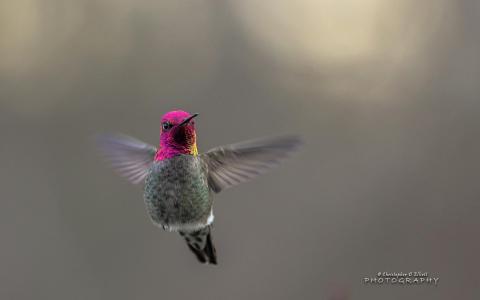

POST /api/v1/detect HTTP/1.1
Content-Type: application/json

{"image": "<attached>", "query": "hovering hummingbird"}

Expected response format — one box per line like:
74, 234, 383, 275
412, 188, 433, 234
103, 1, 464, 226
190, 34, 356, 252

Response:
97, 110, 301, 265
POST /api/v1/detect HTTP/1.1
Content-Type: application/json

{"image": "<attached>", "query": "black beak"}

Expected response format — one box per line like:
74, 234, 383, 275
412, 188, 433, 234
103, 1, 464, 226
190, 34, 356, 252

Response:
178, 113, 199, 126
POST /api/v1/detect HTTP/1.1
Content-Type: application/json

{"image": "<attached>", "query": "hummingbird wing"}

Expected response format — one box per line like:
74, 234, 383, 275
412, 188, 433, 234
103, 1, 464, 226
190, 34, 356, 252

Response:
96, 134, 157, 184
201, 135, 302, 193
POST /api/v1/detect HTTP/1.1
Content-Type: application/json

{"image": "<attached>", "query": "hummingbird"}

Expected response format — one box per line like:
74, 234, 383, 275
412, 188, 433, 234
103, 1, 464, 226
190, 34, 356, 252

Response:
97, 110, 301, 265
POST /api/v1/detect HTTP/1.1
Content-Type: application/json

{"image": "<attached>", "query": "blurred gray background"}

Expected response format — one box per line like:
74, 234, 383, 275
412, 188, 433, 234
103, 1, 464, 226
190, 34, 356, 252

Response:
1, 1, 479, 299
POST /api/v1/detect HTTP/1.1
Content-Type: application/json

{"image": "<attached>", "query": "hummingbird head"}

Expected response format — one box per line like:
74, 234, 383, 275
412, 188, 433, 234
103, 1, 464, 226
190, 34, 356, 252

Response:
155, 110, 199, 160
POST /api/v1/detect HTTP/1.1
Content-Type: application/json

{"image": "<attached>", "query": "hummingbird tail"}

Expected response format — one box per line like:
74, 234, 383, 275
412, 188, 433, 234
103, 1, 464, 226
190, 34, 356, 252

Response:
180, 226, 217, 265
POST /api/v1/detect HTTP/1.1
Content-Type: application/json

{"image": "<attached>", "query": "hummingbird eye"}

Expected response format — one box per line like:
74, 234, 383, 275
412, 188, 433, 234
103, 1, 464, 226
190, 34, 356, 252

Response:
162, 122, 173, 131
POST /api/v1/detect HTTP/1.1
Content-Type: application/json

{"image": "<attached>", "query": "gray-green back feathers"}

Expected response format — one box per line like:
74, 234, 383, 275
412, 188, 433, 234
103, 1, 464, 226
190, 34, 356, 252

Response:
144, 155, 212, 231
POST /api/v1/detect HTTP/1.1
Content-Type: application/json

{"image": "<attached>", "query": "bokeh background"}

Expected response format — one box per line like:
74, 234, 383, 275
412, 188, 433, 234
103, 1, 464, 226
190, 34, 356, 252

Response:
1, 1, 479, 299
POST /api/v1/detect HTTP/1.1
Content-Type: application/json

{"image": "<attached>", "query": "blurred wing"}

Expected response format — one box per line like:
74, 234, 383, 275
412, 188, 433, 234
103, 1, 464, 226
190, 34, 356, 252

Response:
201, 135, 302, 193
96, 134, 157, 184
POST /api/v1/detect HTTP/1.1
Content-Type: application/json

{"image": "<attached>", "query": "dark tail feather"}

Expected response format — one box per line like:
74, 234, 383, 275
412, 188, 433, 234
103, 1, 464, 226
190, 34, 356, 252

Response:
204, 231, 217, 264
187, 243, 208, 263
180, 226, 217, 265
